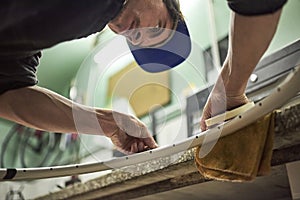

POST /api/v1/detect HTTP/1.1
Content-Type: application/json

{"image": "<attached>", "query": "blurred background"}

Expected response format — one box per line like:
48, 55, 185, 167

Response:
0, 0, 299, 199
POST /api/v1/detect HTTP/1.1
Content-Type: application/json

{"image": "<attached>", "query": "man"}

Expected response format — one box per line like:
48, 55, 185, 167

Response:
0, 0, 186, 155
0, 0, 288, 155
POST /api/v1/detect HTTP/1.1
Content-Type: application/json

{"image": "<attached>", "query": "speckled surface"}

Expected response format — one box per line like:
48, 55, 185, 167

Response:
274, 102, 300, 149
35, 149, 196, 200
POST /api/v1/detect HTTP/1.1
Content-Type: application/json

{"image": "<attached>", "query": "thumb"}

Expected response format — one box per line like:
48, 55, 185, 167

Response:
200, 107, 211, 131
200, 118, 207, 131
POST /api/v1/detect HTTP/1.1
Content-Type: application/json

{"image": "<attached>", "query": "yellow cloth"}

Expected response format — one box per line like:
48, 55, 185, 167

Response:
194, 112, 275, 182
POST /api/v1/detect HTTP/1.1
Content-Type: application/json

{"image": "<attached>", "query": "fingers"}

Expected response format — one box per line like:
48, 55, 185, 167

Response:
130, 141, 138, 153
109, 128, 158, 155
127, 137, 158, 155
129, 138, 157, 153
200, 105, 211, 131
127, 126, 158, 153
129, 140, 145, 153
143, 137, 158, 149
138, 141, 145, 151
199, 93, 250, 131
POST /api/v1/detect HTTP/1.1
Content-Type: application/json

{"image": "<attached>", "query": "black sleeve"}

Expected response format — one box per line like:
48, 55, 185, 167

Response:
0, 0, 125, 95
0, 0, 125, 51
227, 0, 287, 16
0, 52, 41, 95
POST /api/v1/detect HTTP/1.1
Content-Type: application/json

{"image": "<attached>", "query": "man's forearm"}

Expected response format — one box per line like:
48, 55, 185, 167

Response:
0, 86, 116, 135
223, 10, 282, 96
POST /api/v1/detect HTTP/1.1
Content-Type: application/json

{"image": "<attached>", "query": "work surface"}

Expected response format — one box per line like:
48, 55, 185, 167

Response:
36, 102, 300, 200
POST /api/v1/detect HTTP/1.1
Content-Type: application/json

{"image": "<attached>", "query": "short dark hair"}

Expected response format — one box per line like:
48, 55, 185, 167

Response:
163, 0, 184, 23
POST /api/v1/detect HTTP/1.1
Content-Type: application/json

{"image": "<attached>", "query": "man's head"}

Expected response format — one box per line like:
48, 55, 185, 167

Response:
108, 0, 182, 47
108, 0, 191, 73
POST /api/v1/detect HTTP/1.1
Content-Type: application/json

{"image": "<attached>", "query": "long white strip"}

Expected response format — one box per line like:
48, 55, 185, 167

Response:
205, 101, 255, 127
1, 65, 299, 182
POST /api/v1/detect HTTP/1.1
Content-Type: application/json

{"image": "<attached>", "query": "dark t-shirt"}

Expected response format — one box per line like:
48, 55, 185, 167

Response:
0, 0, 124, 94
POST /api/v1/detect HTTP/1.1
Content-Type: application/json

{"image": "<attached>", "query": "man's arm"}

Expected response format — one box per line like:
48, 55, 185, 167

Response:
200, 9, 282, 131
0, 86, 157, 154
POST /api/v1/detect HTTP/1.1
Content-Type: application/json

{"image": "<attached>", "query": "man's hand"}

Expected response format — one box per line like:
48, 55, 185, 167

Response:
103, 111, 158, 154
108, 128, 158, 155
200, 91, 249, 131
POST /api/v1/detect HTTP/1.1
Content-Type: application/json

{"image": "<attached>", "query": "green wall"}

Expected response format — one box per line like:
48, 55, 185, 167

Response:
37, 35, 96, 97
266, 0, 300, 55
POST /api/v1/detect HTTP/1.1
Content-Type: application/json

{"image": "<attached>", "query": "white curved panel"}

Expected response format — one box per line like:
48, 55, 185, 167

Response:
1, 65, 299, 182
